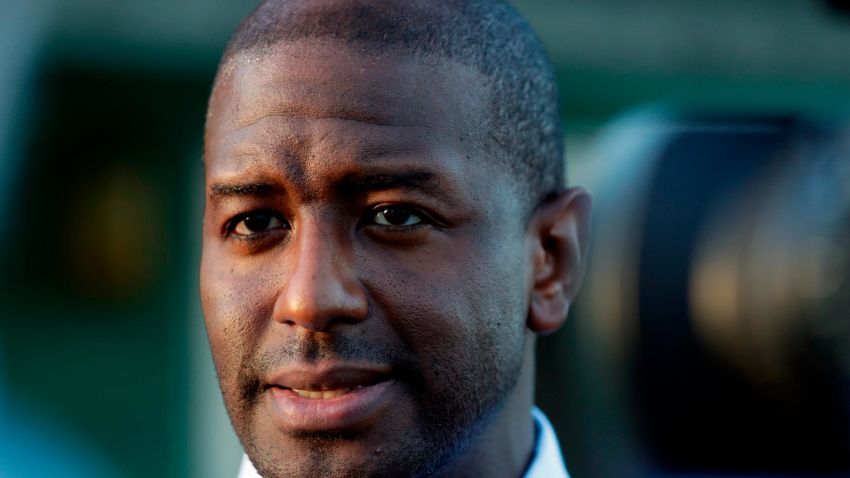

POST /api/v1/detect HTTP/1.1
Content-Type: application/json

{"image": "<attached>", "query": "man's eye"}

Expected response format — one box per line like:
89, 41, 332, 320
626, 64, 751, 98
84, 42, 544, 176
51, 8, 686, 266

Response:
231, 211, 287, 236
371, 205, 423, 227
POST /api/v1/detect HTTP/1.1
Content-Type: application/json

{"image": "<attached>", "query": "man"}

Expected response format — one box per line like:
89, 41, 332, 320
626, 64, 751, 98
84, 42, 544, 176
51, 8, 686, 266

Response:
200, 0, 590, 476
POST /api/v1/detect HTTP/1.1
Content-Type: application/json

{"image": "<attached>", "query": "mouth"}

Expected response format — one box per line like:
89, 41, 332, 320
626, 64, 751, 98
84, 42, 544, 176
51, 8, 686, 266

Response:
285, 387, 366, 400
265, 364, 391, 396
262, 363, 397, 432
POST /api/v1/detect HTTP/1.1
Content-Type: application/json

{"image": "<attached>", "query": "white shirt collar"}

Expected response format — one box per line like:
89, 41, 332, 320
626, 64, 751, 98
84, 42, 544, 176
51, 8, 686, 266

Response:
526, 406, 570, 478
237, 407, 569, 478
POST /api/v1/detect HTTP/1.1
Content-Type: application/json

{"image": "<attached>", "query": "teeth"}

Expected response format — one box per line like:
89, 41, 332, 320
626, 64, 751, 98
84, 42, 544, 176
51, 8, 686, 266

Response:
290, 388, 351, 399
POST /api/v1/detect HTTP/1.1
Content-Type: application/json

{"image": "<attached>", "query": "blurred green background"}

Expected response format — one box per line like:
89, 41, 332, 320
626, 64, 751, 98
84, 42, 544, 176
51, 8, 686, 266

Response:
1, 1, 849, 477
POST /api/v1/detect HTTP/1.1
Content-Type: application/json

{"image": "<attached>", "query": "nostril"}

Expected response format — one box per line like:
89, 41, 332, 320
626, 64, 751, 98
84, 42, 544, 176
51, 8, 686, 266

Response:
270, 237, 369, 329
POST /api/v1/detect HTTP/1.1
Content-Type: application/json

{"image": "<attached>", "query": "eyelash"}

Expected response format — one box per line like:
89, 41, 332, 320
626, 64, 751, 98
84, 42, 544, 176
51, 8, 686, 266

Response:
223, 204, 441, 242
364, 204, 433, 229
224, 209, 289, 241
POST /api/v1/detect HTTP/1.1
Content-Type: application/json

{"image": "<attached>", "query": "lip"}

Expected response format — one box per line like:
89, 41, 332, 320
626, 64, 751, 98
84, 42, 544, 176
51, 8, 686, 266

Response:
263, 363, 396, 432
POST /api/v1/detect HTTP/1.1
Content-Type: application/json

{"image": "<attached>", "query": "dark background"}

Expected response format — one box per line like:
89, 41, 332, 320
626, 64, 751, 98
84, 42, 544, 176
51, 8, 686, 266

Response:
1, 1, 849, 477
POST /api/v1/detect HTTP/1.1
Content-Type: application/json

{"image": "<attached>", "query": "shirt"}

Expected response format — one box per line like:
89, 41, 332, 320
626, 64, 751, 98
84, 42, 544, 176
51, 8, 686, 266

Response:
237, 407, 569, 478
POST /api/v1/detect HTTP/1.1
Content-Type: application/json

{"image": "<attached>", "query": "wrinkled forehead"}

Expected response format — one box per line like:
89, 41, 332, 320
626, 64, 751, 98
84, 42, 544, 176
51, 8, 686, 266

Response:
206, 39, 488, 142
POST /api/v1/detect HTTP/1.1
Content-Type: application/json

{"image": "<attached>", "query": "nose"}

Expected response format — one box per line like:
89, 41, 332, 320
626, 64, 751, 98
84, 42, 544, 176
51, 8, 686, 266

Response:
272, 220, 368, 331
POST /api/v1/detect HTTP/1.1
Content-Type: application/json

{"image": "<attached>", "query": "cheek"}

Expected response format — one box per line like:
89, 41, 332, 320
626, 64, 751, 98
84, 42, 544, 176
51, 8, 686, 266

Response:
360, 233, 528, 381
200, 252, 280, 393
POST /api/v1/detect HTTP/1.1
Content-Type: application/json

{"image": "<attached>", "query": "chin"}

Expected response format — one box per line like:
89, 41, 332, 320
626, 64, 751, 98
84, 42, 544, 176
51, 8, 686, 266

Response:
246, 436, 430, 478
241, 408, 496, 478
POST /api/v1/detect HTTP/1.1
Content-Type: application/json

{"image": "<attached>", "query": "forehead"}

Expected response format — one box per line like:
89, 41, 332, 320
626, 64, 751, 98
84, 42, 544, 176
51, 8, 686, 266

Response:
204, 41, 494, 195
207, 41, 485, 145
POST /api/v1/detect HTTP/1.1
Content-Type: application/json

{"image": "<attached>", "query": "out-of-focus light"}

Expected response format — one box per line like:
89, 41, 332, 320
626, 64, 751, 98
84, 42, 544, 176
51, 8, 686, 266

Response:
580, 109, 850, 475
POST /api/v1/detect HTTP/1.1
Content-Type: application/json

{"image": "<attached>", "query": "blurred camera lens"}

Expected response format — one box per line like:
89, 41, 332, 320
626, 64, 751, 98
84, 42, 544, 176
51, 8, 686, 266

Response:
581, 110, 850, 475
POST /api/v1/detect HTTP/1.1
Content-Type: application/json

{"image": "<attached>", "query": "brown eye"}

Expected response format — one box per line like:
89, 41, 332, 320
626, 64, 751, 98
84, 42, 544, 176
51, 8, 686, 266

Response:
372, 205, 423, 227
232, 211, 287, 236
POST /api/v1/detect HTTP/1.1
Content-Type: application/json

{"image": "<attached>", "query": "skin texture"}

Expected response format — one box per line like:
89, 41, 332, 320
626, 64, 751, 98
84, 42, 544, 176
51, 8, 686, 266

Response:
201, 39, 590, 478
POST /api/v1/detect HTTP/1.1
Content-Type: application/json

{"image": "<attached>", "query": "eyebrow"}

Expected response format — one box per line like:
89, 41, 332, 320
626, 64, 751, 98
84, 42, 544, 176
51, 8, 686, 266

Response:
239, 106, 398, 128
338, 171, 441, 196
208, 182, 282, 199
206, 171, 447, 201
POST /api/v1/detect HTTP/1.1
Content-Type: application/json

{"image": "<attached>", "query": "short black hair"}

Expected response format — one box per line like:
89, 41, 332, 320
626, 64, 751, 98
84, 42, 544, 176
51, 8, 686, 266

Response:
215, 0, 564, 212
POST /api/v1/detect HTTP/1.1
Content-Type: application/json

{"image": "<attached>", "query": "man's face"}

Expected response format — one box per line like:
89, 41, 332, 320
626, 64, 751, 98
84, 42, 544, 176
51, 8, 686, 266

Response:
201, 41, 533, 477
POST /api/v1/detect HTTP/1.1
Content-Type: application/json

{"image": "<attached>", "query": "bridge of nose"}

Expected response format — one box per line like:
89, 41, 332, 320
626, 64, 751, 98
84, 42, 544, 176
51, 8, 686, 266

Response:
272, 214, 368, 331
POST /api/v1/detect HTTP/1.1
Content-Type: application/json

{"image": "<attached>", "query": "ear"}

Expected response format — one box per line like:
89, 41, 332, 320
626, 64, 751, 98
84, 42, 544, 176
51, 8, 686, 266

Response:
526, 187, 592, 335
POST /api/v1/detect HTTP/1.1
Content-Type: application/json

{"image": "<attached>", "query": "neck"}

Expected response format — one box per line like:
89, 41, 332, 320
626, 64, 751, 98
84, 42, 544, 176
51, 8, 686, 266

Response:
439, 335, 537, 478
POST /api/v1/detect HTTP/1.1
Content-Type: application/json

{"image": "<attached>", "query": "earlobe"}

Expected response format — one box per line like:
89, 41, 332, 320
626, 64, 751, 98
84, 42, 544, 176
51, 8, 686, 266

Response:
526, 187, 592, 335
529, 281, 569, 335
